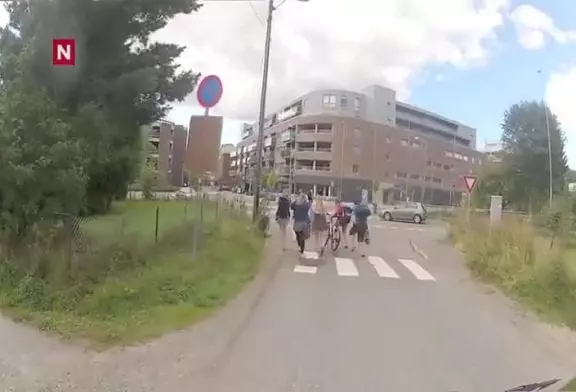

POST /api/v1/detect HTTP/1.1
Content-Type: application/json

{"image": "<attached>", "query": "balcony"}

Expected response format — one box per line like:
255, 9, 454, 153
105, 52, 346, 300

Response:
296, 131, 333, 143
293, 148, 332, 161
294, 163, 332, 175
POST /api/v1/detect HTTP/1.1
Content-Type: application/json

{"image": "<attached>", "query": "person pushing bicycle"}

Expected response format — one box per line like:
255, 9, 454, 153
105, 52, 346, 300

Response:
332, 199, 352, 249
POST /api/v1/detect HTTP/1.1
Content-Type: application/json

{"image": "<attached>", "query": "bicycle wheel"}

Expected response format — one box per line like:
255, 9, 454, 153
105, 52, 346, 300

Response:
330, 227, 342, 251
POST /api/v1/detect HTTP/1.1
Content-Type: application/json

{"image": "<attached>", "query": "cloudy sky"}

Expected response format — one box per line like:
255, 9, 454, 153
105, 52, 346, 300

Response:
3, 0, 576, 165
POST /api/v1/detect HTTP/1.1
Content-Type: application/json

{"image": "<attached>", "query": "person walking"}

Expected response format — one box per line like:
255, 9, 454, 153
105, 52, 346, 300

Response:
350, 200, 371, 257
311, 196, 328, 253
291, 192, 311, 254
275, 189, 291, 251
333, 199, 352, 249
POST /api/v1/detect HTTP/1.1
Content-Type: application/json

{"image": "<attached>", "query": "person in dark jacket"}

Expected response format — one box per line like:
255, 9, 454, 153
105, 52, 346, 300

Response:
291, 192, 311, 254
351, 200, 371, 257
275, 189, 291, 251
307, 190, 313, 203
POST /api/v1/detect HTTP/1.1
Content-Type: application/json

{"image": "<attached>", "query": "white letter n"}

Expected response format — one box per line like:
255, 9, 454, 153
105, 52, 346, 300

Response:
57, 45, 71, 60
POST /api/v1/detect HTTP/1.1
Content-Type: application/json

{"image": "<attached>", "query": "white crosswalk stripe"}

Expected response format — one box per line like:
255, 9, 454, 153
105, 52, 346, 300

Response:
293, 265, 317, 274
292, 254, 435, 281
367, 256, 399, 279
398, 258, 436, 281
371, 224, 423, 232
334, 257, 359, 277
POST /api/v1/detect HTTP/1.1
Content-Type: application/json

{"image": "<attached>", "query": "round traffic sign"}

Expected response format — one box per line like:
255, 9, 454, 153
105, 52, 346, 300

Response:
197, 75, 223, 108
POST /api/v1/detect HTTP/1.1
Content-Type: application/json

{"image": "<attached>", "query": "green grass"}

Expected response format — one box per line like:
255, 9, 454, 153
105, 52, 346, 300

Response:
0, 199, 263, 348
80, 200, 215, 246
449, 212, 576, 329
562, 377, 576, 391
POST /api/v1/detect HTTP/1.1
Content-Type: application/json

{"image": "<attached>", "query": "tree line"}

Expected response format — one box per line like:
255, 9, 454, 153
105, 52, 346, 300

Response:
0, 0, 200, 242
474, 100, 570, 213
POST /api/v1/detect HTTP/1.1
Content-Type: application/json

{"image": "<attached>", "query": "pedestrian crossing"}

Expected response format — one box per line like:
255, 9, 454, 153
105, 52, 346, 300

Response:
371, 224, 424, 232
292, 252, 436, 281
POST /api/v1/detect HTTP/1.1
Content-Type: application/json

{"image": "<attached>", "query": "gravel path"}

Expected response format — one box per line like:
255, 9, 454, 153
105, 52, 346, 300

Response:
0, 236, 283, 392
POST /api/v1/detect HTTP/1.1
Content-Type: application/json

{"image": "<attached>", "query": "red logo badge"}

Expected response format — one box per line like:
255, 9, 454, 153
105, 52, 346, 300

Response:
52, 38, 76, 66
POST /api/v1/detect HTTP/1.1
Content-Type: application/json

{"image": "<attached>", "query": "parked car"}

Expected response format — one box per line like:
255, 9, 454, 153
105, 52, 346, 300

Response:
379, 201, 427, 224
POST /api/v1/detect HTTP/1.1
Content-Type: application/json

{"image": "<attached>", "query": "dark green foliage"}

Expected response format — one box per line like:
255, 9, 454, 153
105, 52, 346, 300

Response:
0, 0, 201, 242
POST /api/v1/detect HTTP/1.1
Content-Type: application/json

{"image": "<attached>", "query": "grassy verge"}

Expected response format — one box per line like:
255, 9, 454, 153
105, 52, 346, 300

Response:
0, 199, 263, 348
449, 212, 576, 329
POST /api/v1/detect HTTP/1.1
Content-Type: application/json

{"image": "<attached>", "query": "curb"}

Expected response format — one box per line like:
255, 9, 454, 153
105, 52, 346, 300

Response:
409, 238, 428, 260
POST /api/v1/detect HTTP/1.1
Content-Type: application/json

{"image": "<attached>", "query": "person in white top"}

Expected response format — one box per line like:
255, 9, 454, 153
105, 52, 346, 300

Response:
310, 197, 328, 252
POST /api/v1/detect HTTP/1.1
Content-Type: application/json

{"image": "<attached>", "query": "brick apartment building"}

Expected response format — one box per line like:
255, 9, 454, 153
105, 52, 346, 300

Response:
216, 144, 235, 184
142, 120, 187, 187
185, 115, 223, 180
230, 85, 485, 205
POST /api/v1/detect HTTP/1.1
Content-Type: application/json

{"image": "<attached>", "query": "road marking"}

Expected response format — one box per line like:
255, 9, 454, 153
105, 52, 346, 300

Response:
390, 226, 399, 229
367, 256, 399, 278
303, 251, 318, 259
294, 265, 317, 274
398, 259, 435, 281
372, 224, 384, 229
335, 257, 359, 277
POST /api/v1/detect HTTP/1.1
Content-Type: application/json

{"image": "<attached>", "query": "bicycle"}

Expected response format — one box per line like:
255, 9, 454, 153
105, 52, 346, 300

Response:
320, 214, 342, 256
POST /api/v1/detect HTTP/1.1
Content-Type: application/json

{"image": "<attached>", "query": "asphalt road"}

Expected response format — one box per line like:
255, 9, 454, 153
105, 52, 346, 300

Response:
199, 217, 576, 392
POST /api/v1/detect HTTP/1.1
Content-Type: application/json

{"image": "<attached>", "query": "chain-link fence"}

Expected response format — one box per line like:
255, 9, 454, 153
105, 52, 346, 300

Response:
0, 193, 250, 279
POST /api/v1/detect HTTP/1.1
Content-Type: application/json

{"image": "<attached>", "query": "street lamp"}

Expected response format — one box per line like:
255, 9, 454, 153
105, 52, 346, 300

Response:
543, 102, 553, 207
537, 69, 553, 207
251, 0, 309, 221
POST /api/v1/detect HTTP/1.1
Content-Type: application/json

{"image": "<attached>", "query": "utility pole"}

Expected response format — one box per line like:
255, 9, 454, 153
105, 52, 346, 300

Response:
251, 0, 274, 222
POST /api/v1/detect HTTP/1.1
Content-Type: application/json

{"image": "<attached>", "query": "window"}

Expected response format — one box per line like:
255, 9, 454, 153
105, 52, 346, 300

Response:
384, 171, 389, 177
385, 137, 391, 143
409, 174, 420, 180
322, 94, 336, 108
340, 95, 348, 108
354, 96, 361, 111
396, 172, 407, 178
353, 145, 361, 155
352, 164, 359, 173
353, 128, 361, 137
432, 177, 442, 184
384, 153, 390, 160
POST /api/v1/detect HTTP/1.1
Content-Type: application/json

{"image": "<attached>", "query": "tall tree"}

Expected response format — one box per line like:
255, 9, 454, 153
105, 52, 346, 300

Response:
0, 46, 86, 240
0, 0, 201, 213
500, 101, 568, 211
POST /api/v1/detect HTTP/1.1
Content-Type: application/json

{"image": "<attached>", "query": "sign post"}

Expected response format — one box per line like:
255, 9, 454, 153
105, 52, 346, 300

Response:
196, 75, 223, 115
463, 175, 478, 220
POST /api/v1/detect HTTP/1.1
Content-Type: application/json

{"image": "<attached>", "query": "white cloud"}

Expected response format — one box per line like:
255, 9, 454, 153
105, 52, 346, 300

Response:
509, 4, 576, 49
546, 66, 576, 168
153, 0, 510, 122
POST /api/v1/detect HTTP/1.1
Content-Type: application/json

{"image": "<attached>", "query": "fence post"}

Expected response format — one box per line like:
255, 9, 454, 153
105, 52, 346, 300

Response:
192, 219, 197, 259
155, 206, 160, 242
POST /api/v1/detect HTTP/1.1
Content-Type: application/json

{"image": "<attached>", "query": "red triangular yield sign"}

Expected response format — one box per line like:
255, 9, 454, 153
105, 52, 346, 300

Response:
463, 175, 478, 192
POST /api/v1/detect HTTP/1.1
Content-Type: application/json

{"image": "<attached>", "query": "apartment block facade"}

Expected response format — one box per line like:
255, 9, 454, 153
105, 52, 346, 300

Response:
230, 85, 485, 205
142, 120, 187, 187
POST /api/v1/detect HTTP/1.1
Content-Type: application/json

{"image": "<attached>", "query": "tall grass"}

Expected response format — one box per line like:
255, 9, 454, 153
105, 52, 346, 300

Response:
0, 198, 263, 347
450, 211, 576, 328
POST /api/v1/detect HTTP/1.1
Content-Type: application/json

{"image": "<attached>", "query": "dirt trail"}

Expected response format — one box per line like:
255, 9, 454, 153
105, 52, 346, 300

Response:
0, 238, 283, 392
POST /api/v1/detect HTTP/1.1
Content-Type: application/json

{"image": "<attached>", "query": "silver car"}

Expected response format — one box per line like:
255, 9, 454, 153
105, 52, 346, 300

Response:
380, 201, 427, 224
